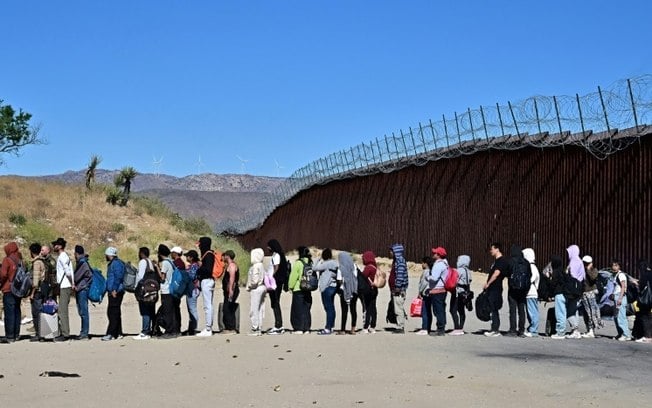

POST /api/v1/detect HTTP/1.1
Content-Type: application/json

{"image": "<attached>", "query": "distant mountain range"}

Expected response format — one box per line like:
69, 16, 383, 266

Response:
34, 169, 284, 229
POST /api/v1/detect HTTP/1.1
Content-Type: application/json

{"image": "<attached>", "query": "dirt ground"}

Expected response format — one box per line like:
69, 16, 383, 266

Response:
1, 266, 650, 407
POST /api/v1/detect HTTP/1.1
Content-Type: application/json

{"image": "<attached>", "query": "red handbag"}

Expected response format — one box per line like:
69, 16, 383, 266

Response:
410, 297, 423, 317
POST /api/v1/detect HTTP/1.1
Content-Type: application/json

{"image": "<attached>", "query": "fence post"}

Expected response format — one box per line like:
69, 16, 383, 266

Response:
553, 95, 563, 135
480, 106, 489, 142
442, 114, 451, 148
507, 101, 521, 141
362, 142, 370, 164
533, 98, 542, 135
597, 85, 611, 133
627, 78, 640, 132
454, 111, 462, 145
408, 127, 418, 155
496, 103, 506, 137
391, 132, 400, 160
429, 119, 439, 150
376, 137, 384, 162
418, 122, 428, 153
576, 93, 586, 136
467, 107, 476, 143
384, 135, 391, 160
399, 129, 409, 156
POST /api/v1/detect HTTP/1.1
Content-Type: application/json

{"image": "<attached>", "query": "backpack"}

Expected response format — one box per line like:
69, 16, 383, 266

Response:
203, 250, 225, 280
475, 291, 492, 322
123, 262, 139, 293
168, 260, 191, 298
88, 268, 107, 303
10, 259, 32, 298
373, 268, 386, 289
537, 267, 554, 301
135, 260, 160, 303
509, 258, 531, 291
443, 266, 459, 292
356, 266, 372, 296
298, 259, 318, 291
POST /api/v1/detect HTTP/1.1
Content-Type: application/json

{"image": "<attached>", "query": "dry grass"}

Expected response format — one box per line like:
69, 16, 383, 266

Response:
0, 176, 249, 272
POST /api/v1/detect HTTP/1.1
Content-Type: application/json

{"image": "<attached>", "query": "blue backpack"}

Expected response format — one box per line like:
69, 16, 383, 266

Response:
167, 260, 190, 299
88, 268, 107, 303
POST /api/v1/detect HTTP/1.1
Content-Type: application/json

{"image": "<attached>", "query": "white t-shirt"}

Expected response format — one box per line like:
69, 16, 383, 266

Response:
271, 253, 281, 269
613, 272, 627, 296
56, 251, 74, 289
160, 258, 174, 294
137, 258, 153, 283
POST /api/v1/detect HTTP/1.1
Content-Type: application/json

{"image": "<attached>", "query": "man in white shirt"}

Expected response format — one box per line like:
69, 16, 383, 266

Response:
52, 237, 73, 341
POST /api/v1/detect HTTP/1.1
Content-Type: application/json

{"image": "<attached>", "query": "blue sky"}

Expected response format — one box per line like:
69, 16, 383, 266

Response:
1, 1, 650, 178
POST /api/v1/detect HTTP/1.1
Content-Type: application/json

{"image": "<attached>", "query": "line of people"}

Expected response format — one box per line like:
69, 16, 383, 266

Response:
1, 238, 651, 343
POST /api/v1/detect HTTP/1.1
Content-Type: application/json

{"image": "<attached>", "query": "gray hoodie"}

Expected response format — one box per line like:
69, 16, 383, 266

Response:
338, 252, 357, 303
456, 255, 472, 294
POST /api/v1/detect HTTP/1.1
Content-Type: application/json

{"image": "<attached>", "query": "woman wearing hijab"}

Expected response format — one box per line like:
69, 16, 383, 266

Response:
565, 245, 585, 339
313, 248, 338, 335
337, 251, 359, 335
288, 246, 313, 334
247, 248, 266, 336
361, 251, 379, 334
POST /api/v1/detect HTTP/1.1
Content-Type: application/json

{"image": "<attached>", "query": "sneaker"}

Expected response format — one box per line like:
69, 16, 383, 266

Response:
550, 334, 566, 340
293, 330, 305, 335
618, 336, 631, 342
317, 329, 332, 335
580, 330, 595, 339
505, 331, 518, 337
430, 330, 446, 337
523, 332, 533, 338
635, 337, 651, 343
484, 331, 501, 337
221, 330, 237, 335
360, 329, 370, 334
415, 329, 428, 336
392, 329, 405, 334
101, 335, 114, 341
248, 330, 262, 336
566, 330, 581, 339
450, 329, 465, 336
53, 335, 68, 342
196, 329, 213, 337
369, 328, 376, 334
133, 333, 151, 340
21, 317, 33, 325
74, 335, 90, 341
30, 336, 41, 342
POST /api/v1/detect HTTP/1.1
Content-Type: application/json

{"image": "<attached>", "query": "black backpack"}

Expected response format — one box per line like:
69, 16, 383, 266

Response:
299, 260, 318, 291
10, 259, 32, 298
135, 261, 160, 303
475, 291, 492, 322
509, 258, 531, 291
356, 266, 372, 296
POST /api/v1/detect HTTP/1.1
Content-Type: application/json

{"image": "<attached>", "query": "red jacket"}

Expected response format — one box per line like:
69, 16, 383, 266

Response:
0, 242, 20, 294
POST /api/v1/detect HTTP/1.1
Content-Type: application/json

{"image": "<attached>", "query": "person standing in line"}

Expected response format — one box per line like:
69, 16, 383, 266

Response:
610, 259, 632, 341
102, 247, 125, 341
428, 247, 448, 337
247, 248, 267, 336
72, 245, 92, 340
337, 251, 359, 335
522, 248, 540, 337
134, 247, 156, 340
313, 248, 338, 335
170, 246, 186, 334
580, 255, 603, 338
564, 245, 585, 339
267, 239, 288, 334
389, 244, 408, 334
222, 250, 240, 334
0, 242, 22, 342
450, 254, 472, 336
416, 256, 434, 335
507, 244, 528, 337
196, 237, 216, 337
158, 245, 179, 338
288, 246, 312, 334
361, 251, 379, 334
184, 249, 200, 336
52, 237, 73, 342
28, 243, 46, 342
483, 242, 509, 337
550, 255, 567, 339
633, 259, 652, 343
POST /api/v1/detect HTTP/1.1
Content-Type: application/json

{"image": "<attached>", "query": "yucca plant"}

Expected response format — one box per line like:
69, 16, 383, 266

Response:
85, 154, 102, 190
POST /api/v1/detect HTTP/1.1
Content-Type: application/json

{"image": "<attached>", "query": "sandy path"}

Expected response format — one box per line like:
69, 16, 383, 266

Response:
1, 271, 650, 407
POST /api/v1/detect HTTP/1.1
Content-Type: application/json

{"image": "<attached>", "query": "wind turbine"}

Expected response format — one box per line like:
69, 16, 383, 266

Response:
197, 155, 204, 174
236, 155, 249, 174
274, 159, 285, 177
152, 156, 164, 177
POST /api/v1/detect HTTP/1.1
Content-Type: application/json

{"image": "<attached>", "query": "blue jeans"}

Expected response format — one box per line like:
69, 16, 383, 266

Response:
139, 301, 156, 335
431, 292, 447, 332
321, 286, 337, 330
421, 295, 433, 331
554, 294, 567, 335
526, 297, 539, 334
3, 292, 20, 340
75, 289, 90, 337
615, 296, 631, 338
186, 291, 199, 333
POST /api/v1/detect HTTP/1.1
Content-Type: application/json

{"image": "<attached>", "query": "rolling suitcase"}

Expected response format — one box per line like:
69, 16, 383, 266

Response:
218, 302, 240, 333
39, 312, 60, 340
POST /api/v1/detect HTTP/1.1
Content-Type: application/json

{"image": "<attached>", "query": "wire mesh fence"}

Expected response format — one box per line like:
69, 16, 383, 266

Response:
217, 75, 652, 234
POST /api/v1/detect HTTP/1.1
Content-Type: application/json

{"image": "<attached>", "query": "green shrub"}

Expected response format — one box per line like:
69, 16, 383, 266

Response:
111, 223, 126, 233
8, 212, 27, 226
16, 220, 57, 245
180, 217, 213, 236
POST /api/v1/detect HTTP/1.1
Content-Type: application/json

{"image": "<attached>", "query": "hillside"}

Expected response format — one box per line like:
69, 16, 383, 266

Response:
0, 176, 250, 272
27, 169, 283, 229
